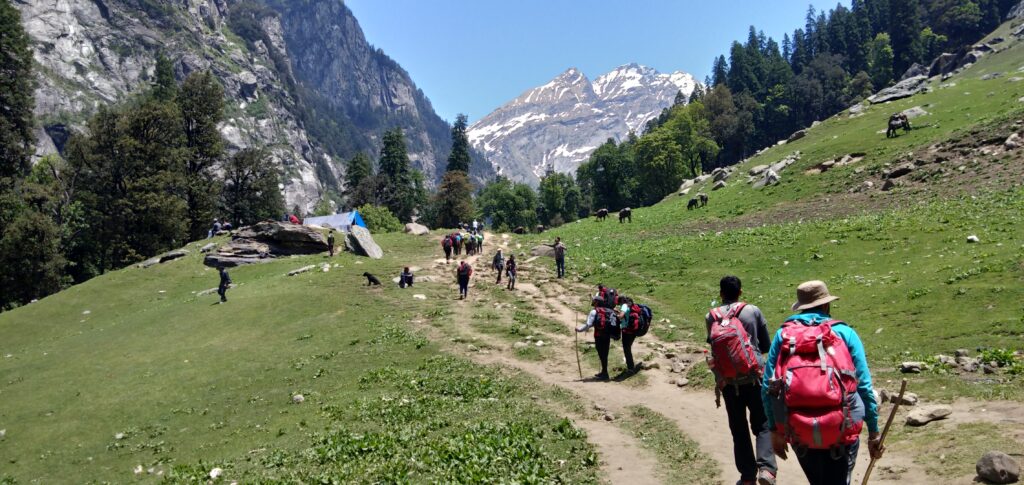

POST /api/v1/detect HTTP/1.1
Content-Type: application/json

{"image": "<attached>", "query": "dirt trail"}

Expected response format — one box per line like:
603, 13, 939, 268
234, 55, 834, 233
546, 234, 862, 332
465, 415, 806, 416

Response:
423, 233, 934, 484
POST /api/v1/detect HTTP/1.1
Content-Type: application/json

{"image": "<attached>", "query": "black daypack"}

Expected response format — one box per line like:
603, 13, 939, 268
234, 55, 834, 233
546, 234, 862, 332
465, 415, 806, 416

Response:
598, 287, 618, 309
635, 304, 653, 337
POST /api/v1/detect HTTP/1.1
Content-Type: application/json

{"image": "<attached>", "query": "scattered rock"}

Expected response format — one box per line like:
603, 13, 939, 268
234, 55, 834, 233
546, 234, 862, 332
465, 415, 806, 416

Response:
906, 405, 952, 426
749, 164, 769, 176
603, 414, 615, 422
404, 222, 429, 236
292, 394, 305, 404
535, 340, 545, 347
976, 451, 1020, 484
955, 349, 970, 357
967, 235, 980, 243
787, 129, 807, 142
530, 245, 556, 258
199, 242, 217, 253
900, 361, 925, 373
936, 354, 956, 366
670, 362, 685, 374
984, 364, 998, 374
413, 294, 426, 300
115, 432, 125, 440
712, 180, 727, 191
901, 106, 930, 119
713, 167, 731, 182
346, 226, 384, 259
1004, 133, 1021, 150
209, 467, 224, 479
868, 75, 929, 104
676, 378, 689, 387
513, 342, 529, 350
981, 72, 1004, 81
884, 164, 915, 179
0, 429, 5, 438
849, 103, 866, 115
643, 362, 660, 370
900, 62, 929, 80
287, 265, 316, 276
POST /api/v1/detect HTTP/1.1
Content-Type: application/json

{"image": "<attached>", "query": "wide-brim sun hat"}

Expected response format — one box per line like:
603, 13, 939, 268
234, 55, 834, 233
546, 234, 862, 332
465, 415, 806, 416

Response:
792, 280, 840, 311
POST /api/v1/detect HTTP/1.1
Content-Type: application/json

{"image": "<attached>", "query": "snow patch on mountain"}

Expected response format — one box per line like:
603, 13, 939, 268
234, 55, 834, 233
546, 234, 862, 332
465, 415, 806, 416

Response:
470, 63, 696, 184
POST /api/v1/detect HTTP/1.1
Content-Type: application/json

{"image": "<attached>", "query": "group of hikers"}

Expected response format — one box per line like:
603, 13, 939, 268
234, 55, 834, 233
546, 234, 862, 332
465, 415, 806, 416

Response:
442, 231, 485, 262
207, 218, 234, 238
576, 275, 881, 485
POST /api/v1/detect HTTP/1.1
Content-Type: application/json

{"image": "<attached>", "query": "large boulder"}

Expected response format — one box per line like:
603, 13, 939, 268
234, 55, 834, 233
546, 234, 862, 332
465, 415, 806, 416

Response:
900, 62, 929, 80
159, 249, 189, 263
868, 75, 929, 104
346, 225, 383, 259
976, 451, 1020, 484
902, 106, 930, 119
234, 221, 328, 255
928, 52, 960, 78
749, 164, 770, 176
204, 240, 272, 268
787, 129, 807, 142
404, 222, 429, 236
712, 180, 727, 191
530, 245, 555, 258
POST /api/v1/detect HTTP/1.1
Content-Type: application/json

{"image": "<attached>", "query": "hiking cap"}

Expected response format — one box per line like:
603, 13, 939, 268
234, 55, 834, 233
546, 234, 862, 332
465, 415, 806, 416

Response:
792, 280, 839, 311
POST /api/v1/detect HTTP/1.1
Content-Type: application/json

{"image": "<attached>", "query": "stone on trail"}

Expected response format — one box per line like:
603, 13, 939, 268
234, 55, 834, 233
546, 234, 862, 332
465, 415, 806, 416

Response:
881, 389, 919, 406
955, 349, 970, 357
906, 405, 952, 426
513, 342, 529, 350
603, 413, 615, 422
404, 222, 429, 235
346, 226, 384, 259
976, 451, 1020, 484
413, 294, 427, 300
287, 265, 316, 276
1005, 133, 1022, 150
199, 242, 217, 253
291, 394, 305, 404
676, 378, 689, 387
900, 361, 925, 373
967, 235, 981, 243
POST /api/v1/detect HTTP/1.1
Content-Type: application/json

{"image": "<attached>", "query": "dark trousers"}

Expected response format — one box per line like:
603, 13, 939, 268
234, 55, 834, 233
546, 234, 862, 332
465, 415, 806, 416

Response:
458, 277, 469, 298
594, 334, 611, 375
328, 244, 334, 257
217, 284, 228, 302
795, 438, 859, 485
444, 248, 452, 261
722, 382, 778, 481
621, 333, 636, 370
555, 257, 565, 278
495, 264, 503, 283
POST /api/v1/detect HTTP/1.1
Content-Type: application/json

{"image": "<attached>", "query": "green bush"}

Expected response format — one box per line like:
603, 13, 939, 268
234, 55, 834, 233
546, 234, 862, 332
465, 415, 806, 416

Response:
357, 204, 402, 233
979, 348, 1018, 368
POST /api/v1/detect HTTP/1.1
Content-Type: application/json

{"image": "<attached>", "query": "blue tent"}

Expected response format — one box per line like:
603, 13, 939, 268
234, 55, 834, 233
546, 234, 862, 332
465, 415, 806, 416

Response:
303, 210, 368, 232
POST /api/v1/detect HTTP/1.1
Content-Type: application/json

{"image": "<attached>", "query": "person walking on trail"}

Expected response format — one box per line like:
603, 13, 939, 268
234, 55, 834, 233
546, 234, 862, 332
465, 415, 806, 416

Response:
454, 233, 463, 256
327, 230, 336, 257
399, 267, 414, 288
614, 296, 640, 373
492, 249, 505, 284
442, 235, 453, 263
550, 237, 567, 278
762, 280, 881, 485
705, 276, 777, 485
576, 296, 619, 381
217, 267, 232, 303
456, 260, 473, 300
505, 254, 517, 290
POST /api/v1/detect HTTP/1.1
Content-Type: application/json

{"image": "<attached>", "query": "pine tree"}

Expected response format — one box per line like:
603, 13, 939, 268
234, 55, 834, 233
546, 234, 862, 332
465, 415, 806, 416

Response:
344, 152, 372, 199
446, 114, 472, 173
432, 171, 474, 229
377, 127, 420, 221
152, 53, 177, 101
177, 70, 225, 240
221, 148, 285, 226
711, 55, 729, 86
0, 0, 35, 183
889, 0, 923, 75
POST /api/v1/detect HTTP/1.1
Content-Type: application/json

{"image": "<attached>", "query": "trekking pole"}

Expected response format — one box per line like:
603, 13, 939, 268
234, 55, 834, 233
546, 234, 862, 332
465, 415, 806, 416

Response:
861, 379, 908, 485
574, 311, 583, 379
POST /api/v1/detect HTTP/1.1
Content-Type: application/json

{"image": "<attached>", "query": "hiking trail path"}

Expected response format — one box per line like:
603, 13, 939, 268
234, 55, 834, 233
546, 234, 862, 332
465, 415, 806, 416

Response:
411, 231, 1018, 484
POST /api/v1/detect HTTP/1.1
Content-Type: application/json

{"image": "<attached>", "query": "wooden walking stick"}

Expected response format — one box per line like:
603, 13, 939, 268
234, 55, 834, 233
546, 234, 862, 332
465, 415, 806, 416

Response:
862, 379, 908, 485
574, 311, 583, 379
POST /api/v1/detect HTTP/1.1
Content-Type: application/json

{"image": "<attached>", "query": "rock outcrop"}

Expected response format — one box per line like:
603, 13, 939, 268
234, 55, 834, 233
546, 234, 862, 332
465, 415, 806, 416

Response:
868, 76, 930, 104
203, 221, 326, 267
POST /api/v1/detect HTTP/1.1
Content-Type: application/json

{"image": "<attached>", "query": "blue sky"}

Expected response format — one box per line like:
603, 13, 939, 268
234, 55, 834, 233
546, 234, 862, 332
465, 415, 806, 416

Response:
346, 0, 827, 123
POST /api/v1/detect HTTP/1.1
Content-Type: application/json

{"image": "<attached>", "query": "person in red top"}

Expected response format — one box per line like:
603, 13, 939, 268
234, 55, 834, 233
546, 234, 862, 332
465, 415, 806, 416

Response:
456, 261, 473, 300
288, 214, 300, 224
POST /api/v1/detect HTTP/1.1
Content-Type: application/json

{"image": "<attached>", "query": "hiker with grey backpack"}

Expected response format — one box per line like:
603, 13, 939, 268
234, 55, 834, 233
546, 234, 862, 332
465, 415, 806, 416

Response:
705, 276, 777, 485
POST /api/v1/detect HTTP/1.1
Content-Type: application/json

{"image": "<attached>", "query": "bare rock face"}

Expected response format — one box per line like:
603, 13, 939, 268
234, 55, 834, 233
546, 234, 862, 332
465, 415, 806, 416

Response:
346, 226, 383, 259
868, 76, 929, 104
204, 221, 326, 267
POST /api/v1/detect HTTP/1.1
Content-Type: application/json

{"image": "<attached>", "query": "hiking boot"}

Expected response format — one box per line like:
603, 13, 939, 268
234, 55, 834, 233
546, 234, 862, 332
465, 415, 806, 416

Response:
594, 372, 609, 381
756, 468, 776, 485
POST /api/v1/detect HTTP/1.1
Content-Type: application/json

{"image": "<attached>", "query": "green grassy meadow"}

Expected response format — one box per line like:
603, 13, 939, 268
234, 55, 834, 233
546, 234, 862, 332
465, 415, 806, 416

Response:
0, 234, 598, 483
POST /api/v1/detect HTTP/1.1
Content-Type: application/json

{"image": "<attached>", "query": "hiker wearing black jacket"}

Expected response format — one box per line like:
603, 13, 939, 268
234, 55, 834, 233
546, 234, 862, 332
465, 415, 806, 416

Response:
218, 267, 232, 303
706, 276, 777, 485
327, 230, 336, 257
492, 249, 505, 284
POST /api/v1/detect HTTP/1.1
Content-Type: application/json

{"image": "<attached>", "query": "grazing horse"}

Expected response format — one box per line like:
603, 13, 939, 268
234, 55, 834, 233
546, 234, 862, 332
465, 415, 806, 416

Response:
687, 198, 699, 210
535, 225, 546, 233
886, 113, 911, 138
595, 208, 609, 221
513, 226, 526, 234
699, 193, 709, 207
619, 208, 632, 223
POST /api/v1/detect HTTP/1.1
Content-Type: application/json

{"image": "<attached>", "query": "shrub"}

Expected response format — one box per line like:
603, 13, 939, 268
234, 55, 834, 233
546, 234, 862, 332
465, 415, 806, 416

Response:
357, 204, 402, 233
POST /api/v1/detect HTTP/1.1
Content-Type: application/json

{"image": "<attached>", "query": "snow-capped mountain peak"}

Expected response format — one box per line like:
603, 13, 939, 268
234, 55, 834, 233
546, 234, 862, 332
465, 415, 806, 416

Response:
469, 64, 698, 184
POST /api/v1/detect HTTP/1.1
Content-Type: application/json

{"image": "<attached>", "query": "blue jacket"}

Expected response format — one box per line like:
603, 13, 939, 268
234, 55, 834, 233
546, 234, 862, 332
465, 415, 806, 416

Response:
761, 310, 879, 434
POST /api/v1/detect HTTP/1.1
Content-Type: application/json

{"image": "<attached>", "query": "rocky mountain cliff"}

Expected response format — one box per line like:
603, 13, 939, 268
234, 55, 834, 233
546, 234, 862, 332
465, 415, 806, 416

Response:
468, 63, 696, 185
16, 0, 491, 211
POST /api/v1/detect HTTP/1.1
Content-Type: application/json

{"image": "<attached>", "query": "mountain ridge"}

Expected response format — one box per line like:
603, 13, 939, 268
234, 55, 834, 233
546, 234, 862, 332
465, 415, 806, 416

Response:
469, 63, 696, 184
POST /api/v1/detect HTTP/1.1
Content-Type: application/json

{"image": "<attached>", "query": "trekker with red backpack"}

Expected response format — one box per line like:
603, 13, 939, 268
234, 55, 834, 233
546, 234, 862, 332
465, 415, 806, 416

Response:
706, 276, 777, 485
576, 296, 620, 381
762, 280, 881, 485
442, 235, 453, 263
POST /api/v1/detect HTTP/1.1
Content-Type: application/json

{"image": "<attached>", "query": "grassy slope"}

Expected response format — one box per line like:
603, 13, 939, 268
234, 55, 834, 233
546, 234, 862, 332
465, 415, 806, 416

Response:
0, 234, 598, 483
520, 20, 1024, 401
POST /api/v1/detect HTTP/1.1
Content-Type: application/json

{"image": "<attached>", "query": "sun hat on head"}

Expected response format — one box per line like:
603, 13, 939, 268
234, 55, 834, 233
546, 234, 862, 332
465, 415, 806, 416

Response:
792, 280, 840, 311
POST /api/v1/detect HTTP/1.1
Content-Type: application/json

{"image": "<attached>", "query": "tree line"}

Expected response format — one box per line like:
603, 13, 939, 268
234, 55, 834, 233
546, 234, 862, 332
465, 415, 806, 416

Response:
0, 2, 283, 310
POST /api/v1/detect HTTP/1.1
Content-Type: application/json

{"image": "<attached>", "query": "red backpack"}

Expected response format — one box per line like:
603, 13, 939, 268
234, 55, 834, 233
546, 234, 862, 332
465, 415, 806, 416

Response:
771, 320, 862, 449
592, 307, 621, 340
443, 237, 452, 249
707, 303, 761, 385
597, 287, 618, 309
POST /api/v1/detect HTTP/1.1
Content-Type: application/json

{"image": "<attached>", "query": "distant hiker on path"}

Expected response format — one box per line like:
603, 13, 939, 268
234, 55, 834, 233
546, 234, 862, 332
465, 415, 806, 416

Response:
576, 296, 619, 381
549, 237, 567, 278
442, 235, 453, 263
399, 267, 414, 289
505, 254, 517, 290
492, 249, 505, 284
217, 267, 231, 303
327, 230, 336, 257
706, 276, 777, 485
763, 280, 881, 485
456, 261, 473, 299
